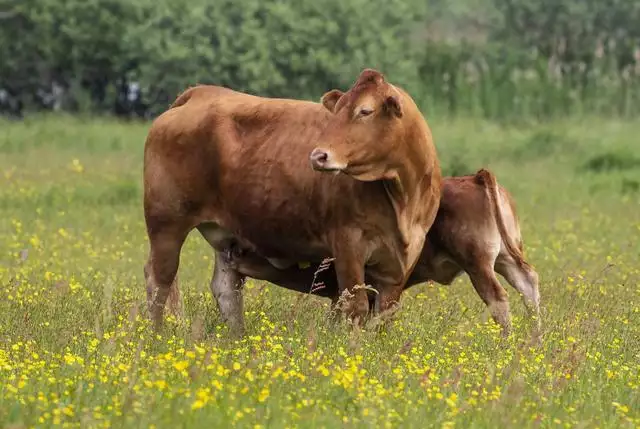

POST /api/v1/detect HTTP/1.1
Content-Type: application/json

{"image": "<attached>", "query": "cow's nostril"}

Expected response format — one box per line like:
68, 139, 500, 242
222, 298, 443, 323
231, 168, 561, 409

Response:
310, 149, 329, 166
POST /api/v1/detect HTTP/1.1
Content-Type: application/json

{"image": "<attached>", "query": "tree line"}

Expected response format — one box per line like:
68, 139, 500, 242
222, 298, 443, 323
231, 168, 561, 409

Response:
1, 0, 639, 119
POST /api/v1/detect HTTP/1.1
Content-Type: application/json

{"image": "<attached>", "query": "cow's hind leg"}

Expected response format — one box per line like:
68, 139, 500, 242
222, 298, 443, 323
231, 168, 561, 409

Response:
465, 264, 512, 336
211, 251, 246, 336
495, 258, 541, 332
145, 225, 188, 331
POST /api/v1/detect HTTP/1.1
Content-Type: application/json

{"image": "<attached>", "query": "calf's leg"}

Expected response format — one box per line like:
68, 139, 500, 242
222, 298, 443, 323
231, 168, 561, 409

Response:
495, 258, 541, 331
465, 264, 512, 336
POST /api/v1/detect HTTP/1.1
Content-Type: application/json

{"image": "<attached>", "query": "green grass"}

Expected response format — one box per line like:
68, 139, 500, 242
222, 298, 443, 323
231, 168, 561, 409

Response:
1, 114, 639, 428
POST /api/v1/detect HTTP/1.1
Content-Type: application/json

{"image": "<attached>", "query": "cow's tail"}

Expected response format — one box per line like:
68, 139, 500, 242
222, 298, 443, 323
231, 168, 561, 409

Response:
475, 169, 527, 268
169, 87, 197, 109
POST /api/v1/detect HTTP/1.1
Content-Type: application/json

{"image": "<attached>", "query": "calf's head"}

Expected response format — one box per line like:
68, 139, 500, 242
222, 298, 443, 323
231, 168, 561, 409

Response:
310, 69, 414, 182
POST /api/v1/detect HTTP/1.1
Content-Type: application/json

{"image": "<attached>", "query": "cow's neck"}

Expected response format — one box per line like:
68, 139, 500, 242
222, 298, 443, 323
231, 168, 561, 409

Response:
382, 127, 440, 256
382, 169, 419, 249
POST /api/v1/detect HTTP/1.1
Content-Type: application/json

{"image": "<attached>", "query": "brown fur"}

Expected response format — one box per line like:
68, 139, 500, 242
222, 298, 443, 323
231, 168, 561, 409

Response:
222, 169, 541, 335
143, 69, 441, 333
475, 168, 527, 268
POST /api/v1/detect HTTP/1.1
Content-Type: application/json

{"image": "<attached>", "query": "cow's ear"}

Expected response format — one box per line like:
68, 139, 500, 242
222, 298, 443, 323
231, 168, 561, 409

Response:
321, 89, 344, 113
384, 95, 403, 118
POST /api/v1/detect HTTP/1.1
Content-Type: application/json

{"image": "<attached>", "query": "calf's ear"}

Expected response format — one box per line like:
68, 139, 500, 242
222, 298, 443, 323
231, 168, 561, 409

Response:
384, 95, 403, 118
320, 89, 344, 113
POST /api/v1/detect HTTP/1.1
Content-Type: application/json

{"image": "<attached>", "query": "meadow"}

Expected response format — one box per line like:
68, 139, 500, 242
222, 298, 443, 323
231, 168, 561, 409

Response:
0, 114, 639, 428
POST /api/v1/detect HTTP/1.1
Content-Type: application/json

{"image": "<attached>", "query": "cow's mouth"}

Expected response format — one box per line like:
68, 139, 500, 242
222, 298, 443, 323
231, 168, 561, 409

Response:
312, 164, 346, 175
315, 165, 343, 173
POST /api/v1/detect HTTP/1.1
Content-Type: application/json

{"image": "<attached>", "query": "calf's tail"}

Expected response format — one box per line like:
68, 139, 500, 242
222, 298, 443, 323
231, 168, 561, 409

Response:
475, 169, 528, 268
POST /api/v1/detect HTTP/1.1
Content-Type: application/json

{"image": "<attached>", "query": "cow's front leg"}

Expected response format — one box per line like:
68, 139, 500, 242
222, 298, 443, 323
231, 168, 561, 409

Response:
331, 242, 369, 326
375, 282, 405, 317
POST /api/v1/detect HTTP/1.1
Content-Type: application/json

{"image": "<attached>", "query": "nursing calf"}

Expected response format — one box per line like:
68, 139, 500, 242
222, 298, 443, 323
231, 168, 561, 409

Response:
222, 169, 541, 335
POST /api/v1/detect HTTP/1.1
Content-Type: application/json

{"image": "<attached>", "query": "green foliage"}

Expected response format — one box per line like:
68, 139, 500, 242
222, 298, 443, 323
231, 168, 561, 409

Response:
492, 0, 640, 67
1, 0, 639, 117
485, 0, 640, 117
582, 151, 640, 173
0, 0, 139, 110
1, 0, 426, 113
123, 0, 427, 112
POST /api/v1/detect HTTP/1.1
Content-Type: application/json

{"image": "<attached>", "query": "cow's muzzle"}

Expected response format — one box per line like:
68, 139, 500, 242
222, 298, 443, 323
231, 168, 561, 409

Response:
309, 148, 346, 172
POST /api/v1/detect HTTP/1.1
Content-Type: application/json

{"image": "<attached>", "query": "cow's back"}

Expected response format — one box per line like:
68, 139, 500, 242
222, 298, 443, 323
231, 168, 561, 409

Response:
144, 85, 395, 260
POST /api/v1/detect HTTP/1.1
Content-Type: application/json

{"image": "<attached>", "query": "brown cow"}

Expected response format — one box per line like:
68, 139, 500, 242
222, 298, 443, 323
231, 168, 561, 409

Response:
220, 169, 541, 335
143, 69, 441, 334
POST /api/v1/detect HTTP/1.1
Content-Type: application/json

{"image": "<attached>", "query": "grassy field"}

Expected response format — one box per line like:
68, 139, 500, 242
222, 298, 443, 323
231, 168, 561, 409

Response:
0, 114, 639, 428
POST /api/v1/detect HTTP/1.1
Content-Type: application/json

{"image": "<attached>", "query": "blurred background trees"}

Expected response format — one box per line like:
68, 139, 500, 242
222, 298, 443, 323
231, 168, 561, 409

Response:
1, 0, 639, 119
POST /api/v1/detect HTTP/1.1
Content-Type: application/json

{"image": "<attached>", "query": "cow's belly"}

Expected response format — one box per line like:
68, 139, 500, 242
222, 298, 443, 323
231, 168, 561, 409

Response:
198, 218, 327, 268
209, 162, 335, 260
233, 217, 328, 259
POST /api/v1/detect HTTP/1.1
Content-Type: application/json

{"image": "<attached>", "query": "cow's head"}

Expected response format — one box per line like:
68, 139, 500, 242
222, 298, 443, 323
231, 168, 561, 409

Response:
310, 69, 414, 182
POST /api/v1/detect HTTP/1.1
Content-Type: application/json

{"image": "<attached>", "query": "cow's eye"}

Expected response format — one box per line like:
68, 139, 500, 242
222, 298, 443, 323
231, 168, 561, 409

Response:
359, 107, 374, 117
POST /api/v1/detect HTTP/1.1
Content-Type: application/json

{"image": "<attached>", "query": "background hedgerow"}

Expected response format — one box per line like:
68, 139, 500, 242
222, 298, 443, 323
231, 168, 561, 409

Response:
1, 0, 639, 118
